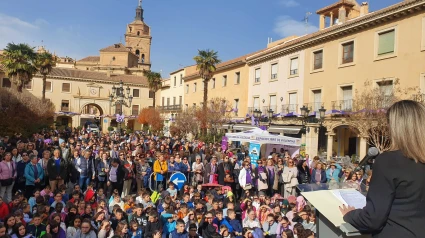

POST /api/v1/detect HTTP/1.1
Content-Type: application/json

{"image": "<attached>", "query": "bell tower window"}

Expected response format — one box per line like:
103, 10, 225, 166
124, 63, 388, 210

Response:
129, 27, 132, 33
141, 54, 145, 63
137, 31, 140, 36
135, 50, 140, 56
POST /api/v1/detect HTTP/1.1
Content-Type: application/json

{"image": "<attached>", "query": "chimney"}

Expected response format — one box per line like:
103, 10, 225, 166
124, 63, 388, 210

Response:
338, 6, 347, 23
360, 2, 369, 16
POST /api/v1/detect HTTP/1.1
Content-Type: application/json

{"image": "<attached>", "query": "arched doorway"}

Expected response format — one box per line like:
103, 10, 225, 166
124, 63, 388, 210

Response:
328, 124, 362, 159
80, 103, 104, 129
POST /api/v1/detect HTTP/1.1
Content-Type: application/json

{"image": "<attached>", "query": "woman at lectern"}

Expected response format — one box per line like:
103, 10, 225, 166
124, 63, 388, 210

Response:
340, 100, 425, 237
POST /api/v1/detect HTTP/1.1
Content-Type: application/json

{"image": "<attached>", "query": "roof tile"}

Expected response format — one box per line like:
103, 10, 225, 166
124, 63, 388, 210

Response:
45, 68, 148, 86
78, 56, 100, 62
100, 43, 132, 53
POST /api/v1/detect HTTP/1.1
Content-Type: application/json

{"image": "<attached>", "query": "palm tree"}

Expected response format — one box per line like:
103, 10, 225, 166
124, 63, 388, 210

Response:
142, 69, 162, 107
193, 49, 221, 134
0, 43, 37, 92
35, 52, 56, 100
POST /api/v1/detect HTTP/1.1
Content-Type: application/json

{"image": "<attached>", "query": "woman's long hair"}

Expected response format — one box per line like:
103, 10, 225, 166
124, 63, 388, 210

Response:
387, 100, 425, 163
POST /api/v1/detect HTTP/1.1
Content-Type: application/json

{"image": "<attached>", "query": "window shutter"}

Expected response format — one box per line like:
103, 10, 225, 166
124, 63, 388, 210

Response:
290, 58, 298, 70
378, 30, 395, 55
271, 64, 278, 75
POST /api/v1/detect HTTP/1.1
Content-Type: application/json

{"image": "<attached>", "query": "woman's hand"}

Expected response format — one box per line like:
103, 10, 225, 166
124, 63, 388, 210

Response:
339, 204, 355, 216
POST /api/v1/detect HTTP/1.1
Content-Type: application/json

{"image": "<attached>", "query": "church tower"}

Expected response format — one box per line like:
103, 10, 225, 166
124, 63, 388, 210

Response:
125, 0, 152, 70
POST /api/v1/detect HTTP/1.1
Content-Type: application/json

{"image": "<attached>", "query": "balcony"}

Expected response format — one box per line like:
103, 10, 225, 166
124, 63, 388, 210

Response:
157, 105, 182, 112
132, 110, 139, 116
60, 106, 69, 112
281, 104, 298, 114
331, 99, 353, 112
304, 102, 324, 112
263, 106, 277, 114
248, 107, 262, 115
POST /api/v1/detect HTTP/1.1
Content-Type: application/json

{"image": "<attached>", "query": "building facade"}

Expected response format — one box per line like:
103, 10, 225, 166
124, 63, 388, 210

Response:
0, 0, 155, 133
248, 0, 425, 159
246, 37, 306, 136
182, 53, 256, 131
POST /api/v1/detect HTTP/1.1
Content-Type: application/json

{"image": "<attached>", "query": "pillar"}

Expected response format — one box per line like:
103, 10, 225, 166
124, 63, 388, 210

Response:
319, 15, 326, 30
102, 117, 110, 133
305, 124, 320, 157
359, 136, 369, 160
327, 133, 335, 161
330, 12, 334, 26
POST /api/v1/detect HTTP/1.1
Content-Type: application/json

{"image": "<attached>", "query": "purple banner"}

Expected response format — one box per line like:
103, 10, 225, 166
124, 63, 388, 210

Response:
221, 136, 228, 151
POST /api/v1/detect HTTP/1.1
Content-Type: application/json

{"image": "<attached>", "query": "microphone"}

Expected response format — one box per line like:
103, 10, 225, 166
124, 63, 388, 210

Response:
355, 147, 379, 172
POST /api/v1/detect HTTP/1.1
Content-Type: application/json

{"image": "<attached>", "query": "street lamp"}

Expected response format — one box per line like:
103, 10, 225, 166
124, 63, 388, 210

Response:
253, 109, 262, 119
109, 80, 133, 136
299, 105, 326, 133
267, 109, 274, 126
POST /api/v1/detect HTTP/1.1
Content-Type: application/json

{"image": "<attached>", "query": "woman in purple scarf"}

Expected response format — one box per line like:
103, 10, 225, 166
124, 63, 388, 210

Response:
266, 159, 279, 196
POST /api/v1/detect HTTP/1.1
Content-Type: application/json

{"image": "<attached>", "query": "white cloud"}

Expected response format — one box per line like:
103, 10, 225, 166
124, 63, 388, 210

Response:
273, 15, 318, 38
280, 0, 300, 7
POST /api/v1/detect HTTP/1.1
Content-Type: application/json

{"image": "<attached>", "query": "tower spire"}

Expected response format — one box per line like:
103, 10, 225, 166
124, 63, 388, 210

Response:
135, 0, 144, 21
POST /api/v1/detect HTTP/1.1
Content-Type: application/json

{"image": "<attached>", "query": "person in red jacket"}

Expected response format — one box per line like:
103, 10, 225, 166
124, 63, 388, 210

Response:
0, 196, 10, 220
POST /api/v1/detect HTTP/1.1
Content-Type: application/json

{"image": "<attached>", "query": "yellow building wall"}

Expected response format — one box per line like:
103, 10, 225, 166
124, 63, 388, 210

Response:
184, 63, 249, 118
303, 12, 425, 105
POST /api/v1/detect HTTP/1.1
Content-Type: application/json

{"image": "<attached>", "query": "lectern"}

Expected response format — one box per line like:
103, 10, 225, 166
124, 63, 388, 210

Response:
297, 183, 371, 238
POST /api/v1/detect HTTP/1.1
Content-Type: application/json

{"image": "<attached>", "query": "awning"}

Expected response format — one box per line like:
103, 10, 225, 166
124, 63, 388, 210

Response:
268, 125, 302, 135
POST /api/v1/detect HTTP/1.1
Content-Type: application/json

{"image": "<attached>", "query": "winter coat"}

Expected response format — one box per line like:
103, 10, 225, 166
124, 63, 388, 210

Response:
0, 160, 16, 180
24, 162, 45, 186
47, 157, 68, 181
310, 169, 327, 183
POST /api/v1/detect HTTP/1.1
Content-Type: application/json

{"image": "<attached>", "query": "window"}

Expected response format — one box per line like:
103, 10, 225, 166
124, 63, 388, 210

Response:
288, 93, 297, 113
149, 90, 154, 98
341, 86, 353, 110
46, 81, 52, 92
179, 96, 182, 105
185, 104, 188, 110
132, 105, 139, 116
222, 75, 227, 87
235, 72, 240, 84
180, 74, 183, 85
61, 100, 70, 111
234, 99, 239, 110
271, 63, 278, 79
167, 98, 170, 106
290, 57, 299, 75
253, 97, 260, 110
255, 68, 261, 83
378, 81, 393, 107
312, 90, 322, 111
193, 103, 196, 108
378, 30, 395, 55
269, 95, 277, 112
62, 83, 70, 92
133, 89, 140, 97
1, 78, 11, 88
162, 97, 165, 106
342, 41, 354, 64
193, 83, 197, 92
212, 78, 216, 89
313, 50, 323, 70
174, 76, 177, 87
173, 97, 176, 105
186, 84, 189, 94
25, 81, 32, 90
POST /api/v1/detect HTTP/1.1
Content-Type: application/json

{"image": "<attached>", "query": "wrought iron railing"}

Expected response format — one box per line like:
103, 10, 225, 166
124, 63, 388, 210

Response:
281, 104, 298, 114
331, 99, 353, 111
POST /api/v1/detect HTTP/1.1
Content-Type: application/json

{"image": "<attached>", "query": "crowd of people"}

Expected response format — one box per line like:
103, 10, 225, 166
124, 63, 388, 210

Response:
0, 128, 371, 238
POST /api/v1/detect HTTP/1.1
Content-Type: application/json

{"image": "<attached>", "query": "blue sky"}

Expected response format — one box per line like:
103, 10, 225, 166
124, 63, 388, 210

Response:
0, 0, 400, 76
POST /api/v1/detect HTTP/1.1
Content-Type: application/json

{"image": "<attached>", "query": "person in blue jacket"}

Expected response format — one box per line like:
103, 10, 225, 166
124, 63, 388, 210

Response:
24, 155, 45, 199
213, 210, 232, 232
169, 219, 188, 238
310, 163, 327, 184
128, 220, 143, 238
226, 209, 243, 238
326, 162, 342, 182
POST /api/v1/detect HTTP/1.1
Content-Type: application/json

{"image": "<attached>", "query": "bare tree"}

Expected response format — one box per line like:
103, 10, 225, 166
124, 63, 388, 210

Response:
170, 107, 199, 138
348, 78, 417, 152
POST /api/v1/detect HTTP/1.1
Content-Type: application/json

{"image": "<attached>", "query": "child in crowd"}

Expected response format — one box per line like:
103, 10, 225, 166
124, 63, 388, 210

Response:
166, 183, 178, 200
40, 185, 53, 197
28, 189, 41, 211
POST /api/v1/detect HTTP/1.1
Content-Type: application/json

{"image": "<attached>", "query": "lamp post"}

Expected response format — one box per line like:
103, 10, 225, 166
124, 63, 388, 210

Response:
267, 108, 274, 127
299, 105, 326, 133
109, 80, 133, 136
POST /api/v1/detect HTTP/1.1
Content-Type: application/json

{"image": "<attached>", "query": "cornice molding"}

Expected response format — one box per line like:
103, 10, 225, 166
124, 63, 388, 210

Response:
183, 61, 246, 82
34, 74, 148, 88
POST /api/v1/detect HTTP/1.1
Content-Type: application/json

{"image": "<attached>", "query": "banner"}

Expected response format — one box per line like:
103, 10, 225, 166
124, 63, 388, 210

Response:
264, 144, 301, 159
249, 143, 261, 167
221, 136, 228, 151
